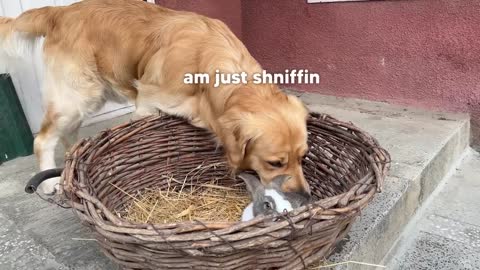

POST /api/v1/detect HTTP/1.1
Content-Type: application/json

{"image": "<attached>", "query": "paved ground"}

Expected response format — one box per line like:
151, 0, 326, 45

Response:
298, 94, 469, 269
0, 94, 472, 270
0, 116, 130, 270
385, 148, 480, 270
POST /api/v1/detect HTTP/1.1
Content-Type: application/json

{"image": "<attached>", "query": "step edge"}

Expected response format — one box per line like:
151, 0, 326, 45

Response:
380, 147, 474, 268
326, 118, 470, 269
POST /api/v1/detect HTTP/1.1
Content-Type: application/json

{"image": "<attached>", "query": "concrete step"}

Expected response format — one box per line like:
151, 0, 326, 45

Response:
0, 93, 471, 269
383, 148, 480, 270
297, 93, 470, 269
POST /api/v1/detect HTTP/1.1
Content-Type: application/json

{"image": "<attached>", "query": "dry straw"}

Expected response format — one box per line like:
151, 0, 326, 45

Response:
117, 177, 250, 224
61, 112, 390, 270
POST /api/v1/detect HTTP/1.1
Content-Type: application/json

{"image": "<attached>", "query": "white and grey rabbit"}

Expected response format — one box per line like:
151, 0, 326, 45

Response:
238, 173, 311, 222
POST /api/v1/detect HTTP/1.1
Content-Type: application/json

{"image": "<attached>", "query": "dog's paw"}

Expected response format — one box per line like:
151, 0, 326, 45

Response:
131, 113, 147, 121
158, 110, 167, 117
37, 177, 60, 195
132, 108, 163, 121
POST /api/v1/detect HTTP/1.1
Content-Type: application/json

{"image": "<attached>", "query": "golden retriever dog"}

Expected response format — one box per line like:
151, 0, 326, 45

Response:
0, 0, 310, 198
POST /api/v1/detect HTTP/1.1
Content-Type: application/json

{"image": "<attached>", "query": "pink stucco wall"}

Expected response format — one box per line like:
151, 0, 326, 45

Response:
241, 0, 480, 146
154, 0, 242, 38
152, 0, 479, 146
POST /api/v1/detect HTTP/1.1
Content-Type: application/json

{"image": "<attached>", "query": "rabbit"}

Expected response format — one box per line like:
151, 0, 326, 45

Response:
238, 173, 311, 222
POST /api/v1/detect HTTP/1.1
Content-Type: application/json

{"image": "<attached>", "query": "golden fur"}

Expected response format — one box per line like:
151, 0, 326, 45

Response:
0, 0, 310, 196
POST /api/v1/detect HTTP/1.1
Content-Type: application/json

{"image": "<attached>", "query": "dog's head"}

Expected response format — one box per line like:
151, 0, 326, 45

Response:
219, 86, 310, 198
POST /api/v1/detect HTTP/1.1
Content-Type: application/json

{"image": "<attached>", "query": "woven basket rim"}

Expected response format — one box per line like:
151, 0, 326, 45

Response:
61, 112, 390, 231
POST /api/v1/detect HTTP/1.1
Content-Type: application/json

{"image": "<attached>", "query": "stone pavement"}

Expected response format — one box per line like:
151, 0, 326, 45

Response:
0, 93, 472, 269
385, 148, 480, 270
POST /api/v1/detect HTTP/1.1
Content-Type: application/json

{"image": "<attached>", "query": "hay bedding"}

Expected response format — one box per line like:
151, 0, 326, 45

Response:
116, 176, 251, 224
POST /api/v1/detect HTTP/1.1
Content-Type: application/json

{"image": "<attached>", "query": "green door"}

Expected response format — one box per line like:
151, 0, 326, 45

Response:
0, 74, 34, 164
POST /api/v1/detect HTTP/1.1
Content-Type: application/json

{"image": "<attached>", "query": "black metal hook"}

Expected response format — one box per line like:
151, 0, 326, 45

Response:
24, 168, 64, 194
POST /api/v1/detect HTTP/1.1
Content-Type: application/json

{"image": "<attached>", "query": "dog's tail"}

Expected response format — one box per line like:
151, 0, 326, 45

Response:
0, 7, 57, 73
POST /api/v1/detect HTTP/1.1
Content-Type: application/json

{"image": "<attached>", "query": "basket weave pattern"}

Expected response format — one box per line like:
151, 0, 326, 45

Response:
62, 112, 390, 270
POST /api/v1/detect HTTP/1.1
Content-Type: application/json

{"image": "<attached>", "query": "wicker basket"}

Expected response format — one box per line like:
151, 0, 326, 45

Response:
59, 112, 390, 270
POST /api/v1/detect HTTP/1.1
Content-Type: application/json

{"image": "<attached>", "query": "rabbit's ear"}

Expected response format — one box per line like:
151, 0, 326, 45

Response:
270, 175, 292, 191
238, 173, 264, 197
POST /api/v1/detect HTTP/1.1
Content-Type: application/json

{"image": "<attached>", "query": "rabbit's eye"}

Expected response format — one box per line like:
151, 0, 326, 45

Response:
268, 161, 283, 168
264, 202, 273, 210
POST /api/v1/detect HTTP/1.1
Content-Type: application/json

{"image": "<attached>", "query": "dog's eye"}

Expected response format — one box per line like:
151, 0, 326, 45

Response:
264, 202, 272, 209
268, 161, 283, 168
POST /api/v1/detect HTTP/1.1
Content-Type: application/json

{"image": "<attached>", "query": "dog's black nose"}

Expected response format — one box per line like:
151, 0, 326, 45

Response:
301, 192, 312, 205
293, 191, 312, 206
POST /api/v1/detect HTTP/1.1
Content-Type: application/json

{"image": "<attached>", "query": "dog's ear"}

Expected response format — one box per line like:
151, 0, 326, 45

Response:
218, 112, 255, 169
233, 124, 253, 161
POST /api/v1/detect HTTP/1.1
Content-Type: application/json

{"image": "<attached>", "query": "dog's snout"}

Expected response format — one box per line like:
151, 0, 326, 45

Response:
296, 184, 313, 205
300, 191, 312, 204
281, 177, 311, 198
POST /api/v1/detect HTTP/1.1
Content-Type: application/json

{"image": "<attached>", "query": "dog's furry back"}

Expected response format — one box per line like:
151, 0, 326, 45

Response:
0, 7, 57, 73
0, 0, 311, 197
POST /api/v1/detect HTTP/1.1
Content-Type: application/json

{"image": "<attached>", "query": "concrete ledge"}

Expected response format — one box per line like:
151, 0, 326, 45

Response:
384, 148, 480, 269
0, 93, 471, 269
298, 93, 470, 269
